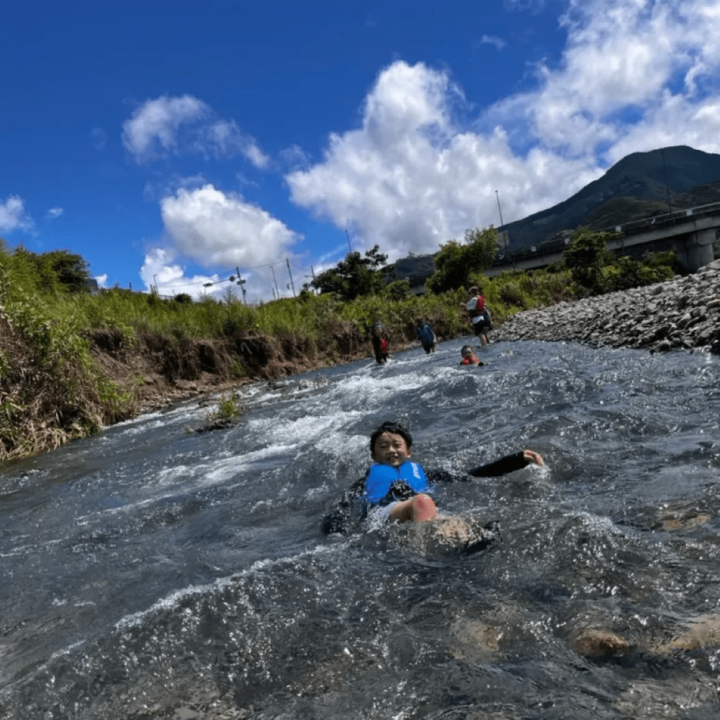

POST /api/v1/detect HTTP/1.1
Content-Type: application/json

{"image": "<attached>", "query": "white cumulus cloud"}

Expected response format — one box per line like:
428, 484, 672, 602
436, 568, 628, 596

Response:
491, 0, 720, 159
0, 195, 34, 234
139, 247, 220, 298
286, 0, 720, 262
286, 61, 598, 260
160, 184, 300, 267
122, 95, 269, 168
142, 185, 303, 302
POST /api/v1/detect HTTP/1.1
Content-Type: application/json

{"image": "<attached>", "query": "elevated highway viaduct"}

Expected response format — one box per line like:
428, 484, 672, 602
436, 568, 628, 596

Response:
487, 202, 720, 278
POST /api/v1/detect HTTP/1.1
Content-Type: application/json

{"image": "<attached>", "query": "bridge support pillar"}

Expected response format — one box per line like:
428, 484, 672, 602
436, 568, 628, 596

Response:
675, 229, 717, 272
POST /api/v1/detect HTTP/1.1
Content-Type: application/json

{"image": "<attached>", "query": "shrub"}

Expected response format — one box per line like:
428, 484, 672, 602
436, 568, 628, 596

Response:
384, 279, 412, 301
563, 229, 616, 292
208, 391, 246, 421
426, 227, 498, 293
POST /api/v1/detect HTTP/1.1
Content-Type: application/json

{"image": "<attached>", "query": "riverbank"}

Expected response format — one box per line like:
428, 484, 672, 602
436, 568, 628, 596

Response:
86, 259, 720, 417
88, 323, 377, 415
1, 285, 468, 461
2, 255, 705, 462
493, 260, 720, 354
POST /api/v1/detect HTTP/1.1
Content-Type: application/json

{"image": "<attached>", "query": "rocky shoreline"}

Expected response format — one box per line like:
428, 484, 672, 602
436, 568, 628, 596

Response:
493, 259, 720, 354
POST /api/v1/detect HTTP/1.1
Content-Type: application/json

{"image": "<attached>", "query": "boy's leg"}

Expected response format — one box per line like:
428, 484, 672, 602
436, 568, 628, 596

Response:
389, 494, 436, 523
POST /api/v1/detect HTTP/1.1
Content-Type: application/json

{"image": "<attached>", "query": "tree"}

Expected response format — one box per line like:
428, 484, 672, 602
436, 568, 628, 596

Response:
7, 247, 90, 294
604, 252, 674, 292
383, 278, 412, 301
221, 286, 240, 305
310, 244, 388, 301
426, 227, 498, 294
563, 229, 615, 292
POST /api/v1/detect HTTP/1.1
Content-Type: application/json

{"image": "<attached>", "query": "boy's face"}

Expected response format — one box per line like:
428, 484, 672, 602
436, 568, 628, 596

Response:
372, 431, 412, 467
461, 347, 474, 359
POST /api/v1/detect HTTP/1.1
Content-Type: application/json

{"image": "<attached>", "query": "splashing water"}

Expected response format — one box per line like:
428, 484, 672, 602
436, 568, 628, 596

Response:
2, 338, 720, 719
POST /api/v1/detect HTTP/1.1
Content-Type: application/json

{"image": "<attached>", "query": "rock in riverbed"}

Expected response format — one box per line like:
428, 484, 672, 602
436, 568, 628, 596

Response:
494, 260, 720, 354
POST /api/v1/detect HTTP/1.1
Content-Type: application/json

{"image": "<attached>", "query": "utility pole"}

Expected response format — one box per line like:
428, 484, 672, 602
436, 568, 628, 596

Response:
286, 258, 296, 297
153, 274, 159, 294
345, 229, 352, 254
271, 265, 280, 298
235, 266, 246, 303
305, 266, 316, 294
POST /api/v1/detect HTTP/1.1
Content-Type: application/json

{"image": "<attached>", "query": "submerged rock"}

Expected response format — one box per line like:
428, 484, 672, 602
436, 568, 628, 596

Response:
574, 629, 630, 658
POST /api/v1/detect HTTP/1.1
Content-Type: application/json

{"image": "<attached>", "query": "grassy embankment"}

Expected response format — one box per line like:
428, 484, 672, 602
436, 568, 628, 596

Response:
0, 245, 582, 462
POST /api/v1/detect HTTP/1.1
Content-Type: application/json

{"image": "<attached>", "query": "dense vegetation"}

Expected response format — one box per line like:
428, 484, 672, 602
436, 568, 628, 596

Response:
0, 229, 677, 461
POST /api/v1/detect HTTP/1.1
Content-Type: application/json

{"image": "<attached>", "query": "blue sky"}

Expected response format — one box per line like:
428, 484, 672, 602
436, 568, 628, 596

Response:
3, 0, 720, 302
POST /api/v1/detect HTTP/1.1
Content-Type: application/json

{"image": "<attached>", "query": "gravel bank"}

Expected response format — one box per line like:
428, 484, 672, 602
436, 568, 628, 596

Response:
493, 259, 720, 354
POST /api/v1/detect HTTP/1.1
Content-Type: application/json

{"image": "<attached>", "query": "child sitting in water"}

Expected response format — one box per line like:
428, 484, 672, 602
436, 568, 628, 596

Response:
321, 421, 544, 535
460, 345, 484, 366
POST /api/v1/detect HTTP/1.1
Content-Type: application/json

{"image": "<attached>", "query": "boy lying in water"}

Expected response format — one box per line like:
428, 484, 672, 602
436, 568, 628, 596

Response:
322, 421, 544, 536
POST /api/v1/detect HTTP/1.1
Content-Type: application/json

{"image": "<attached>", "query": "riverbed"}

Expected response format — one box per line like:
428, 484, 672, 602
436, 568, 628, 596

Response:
1, 337, 719, 719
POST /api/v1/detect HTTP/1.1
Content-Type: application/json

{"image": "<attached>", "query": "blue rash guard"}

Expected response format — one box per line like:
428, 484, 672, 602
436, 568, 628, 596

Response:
364, 461, 431, 506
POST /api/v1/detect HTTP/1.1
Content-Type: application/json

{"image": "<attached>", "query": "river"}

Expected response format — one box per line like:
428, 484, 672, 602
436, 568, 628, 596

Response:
1, 337, 720, 719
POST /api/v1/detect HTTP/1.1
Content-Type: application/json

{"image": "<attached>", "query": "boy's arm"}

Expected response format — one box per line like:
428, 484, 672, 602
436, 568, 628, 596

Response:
468, 450, 544, 477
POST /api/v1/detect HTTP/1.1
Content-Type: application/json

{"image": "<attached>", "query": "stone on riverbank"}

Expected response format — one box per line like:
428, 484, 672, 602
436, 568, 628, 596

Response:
493, 260, 720, 354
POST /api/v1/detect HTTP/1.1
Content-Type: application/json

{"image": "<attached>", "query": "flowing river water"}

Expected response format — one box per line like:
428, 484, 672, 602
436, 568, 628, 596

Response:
1, 337, 720, 719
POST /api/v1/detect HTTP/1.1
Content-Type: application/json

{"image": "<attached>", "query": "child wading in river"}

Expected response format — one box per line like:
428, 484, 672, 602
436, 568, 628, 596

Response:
415, 318, 436, 354
371, 321, 389, 365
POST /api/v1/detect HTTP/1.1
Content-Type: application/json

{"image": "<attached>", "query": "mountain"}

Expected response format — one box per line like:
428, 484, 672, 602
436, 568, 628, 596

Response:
503, 146, 720, 249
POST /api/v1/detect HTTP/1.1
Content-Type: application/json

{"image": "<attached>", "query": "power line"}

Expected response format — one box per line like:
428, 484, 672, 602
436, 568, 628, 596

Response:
156, 256, 292, 292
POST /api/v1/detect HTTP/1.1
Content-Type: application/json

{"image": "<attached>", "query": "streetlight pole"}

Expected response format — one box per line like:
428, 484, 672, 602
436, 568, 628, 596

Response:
286, 258, 296, 297
495, 190, 505, 229
495, 190, 510, 262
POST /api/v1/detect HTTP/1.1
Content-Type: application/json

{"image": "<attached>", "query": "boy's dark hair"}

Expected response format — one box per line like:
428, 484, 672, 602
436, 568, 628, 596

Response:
369, 421, 413, 453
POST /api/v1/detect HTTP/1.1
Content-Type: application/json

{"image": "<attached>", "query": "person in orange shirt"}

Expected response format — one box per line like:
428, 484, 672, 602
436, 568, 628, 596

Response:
460, 345, 485, 366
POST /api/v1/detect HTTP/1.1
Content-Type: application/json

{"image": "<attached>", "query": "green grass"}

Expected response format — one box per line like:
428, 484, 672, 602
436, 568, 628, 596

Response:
0, 240, 676, 460
208, 391, 246, 422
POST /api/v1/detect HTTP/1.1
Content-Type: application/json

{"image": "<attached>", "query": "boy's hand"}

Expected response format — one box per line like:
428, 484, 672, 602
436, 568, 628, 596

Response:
523, 450, 544, 466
